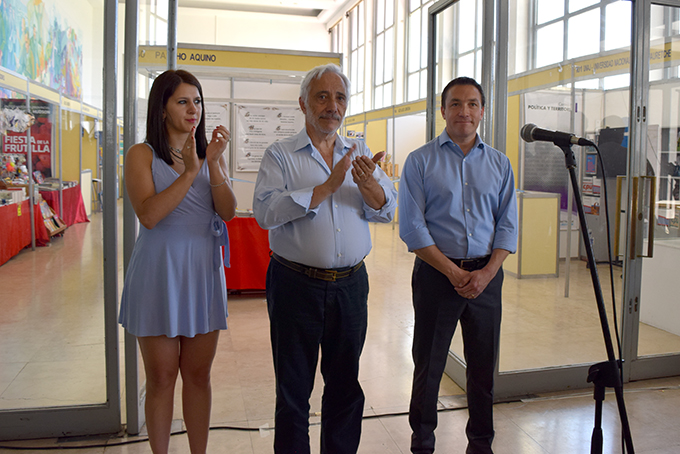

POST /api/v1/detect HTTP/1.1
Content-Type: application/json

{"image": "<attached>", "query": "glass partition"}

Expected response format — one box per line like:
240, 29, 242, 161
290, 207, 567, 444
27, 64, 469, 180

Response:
0, 94, 107, 411
428, 0, 494, 368
0, 92, 107, 413
407, 0, 435, 102
637, 3, 680, 359
0, 0, 119, 439
435, 0, 483, 96
496, 0, 633, 374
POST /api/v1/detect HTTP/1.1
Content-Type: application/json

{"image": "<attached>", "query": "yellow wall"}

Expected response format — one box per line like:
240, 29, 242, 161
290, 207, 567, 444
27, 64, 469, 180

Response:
61, 110, 81, 182
504, 250, 518, 274
506, 95, 521, 182
82, 115, 98, 179
506, 192, 559, 278
366, 119, 387, 154
435, 105, 446, 137
520, 196, 559, 276
52, 112, 61, 178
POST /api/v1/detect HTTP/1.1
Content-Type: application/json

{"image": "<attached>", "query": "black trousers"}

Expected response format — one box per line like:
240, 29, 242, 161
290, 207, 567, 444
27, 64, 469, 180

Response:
409, 257, 503, 454
266, 256, 369, 454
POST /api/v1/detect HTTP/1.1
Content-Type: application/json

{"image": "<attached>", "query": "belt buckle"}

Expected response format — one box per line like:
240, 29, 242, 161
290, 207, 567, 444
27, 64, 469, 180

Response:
306, 268, 337, 282
460, 259, 474, 271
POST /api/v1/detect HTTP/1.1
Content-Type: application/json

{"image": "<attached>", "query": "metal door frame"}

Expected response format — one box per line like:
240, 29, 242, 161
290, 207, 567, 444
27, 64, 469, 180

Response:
624, 0, 680, 381
0, 0, 121, 439
427, 0, 680, 399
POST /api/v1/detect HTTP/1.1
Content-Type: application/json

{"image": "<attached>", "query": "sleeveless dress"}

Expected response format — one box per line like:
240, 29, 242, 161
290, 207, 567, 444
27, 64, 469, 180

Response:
118, 144, 230, 338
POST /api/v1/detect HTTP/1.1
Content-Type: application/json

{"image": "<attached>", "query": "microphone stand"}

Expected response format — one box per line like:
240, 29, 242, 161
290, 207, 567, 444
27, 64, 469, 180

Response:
557, 142, 635, 454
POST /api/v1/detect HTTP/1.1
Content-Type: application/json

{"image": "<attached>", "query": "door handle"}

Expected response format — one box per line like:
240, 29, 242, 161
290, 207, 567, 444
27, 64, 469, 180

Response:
614, 176, 624, 259
642, 175, 656, 258
629, 177, 638, 260
629, 176, 656, 259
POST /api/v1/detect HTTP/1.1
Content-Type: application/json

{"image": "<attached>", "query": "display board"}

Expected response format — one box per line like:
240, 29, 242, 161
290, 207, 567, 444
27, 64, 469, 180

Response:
204, 101, 231, 168
233, 104, 304, 172
522, 90, 585, 211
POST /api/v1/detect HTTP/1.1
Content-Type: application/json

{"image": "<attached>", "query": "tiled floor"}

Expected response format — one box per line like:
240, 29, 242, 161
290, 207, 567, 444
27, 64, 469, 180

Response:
1, 210, 680, 453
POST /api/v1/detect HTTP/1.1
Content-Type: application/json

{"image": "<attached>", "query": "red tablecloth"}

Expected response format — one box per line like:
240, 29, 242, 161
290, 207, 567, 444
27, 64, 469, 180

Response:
39, 185, 89, 227
0, 200, 50, 266
224, 217, 270, 291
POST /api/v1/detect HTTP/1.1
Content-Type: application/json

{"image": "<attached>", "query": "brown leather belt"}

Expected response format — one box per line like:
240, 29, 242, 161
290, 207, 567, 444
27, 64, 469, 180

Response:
271, 253, 364, 282
449, 255, 490, 271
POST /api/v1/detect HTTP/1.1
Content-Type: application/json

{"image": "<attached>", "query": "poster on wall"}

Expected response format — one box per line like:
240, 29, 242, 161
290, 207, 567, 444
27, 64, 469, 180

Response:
585, 154, 598, 175
522, 91, 584, 223
1, 99, 53, 178
583, 195, 600, 215
581, 176, 601, 196
234, 104, 304, 172
204, 102, 230, 168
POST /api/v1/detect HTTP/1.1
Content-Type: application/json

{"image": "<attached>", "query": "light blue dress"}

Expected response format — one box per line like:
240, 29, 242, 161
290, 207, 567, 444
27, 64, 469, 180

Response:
118, 144, 230, 338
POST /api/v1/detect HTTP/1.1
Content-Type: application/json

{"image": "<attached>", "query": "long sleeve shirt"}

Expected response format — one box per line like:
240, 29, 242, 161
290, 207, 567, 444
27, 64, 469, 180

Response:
399, 131, 518, 259
253, 128, 397, 269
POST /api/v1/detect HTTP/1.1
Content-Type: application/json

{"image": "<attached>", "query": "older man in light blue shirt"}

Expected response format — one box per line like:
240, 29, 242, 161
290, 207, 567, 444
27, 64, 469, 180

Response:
255, 130, 395, 268
399, 77, 517, 454
253, 63, 396, 454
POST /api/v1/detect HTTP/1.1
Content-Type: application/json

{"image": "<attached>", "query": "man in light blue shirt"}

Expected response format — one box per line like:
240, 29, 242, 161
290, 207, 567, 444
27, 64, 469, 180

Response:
253, 63, 397, 454
399, 77, 518, 454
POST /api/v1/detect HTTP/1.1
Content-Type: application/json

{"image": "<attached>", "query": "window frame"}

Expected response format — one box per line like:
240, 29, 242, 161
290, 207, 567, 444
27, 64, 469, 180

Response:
373, 0, 397, 109
348, 1, 367, 115
406, 0, 435, 102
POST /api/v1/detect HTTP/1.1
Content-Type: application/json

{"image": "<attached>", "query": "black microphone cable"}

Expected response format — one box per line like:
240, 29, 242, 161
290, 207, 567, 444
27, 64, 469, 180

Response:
578, 141, 625, 383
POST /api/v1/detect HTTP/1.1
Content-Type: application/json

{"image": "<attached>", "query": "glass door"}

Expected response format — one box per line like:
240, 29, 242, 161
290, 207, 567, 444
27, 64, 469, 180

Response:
426, 0, 676, 398
0, 0, 121, 439
624, 0, 680, 381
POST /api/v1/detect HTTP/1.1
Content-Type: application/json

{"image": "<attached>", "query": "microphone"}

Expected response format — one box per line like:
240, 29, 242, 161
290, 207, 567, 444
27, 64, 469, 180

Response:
520, 123, 594, 146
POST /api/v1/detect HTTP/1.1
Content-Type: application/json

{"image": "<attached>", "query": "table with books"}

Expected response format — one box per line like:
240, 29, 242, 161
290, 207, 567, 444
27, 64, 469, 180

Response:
38, 184, 89, 226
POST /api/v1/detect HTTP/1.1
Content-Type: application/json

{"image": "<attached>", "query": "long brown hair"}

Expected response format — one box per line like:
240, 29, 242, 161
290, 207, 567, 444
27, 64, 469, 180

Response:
146, 69, 208, 165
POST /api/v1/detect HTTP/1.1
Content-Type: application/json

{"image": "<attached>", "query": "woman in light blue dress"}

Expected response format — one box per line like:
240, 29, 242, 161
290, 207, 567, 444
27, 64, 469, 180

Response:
119, 69, 236, 454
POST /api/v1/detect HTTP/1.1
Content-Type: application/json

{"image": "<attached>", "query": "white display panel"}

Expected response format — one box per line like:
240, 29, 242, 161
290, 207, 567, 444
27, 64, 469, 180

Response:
233, 104, 305, 172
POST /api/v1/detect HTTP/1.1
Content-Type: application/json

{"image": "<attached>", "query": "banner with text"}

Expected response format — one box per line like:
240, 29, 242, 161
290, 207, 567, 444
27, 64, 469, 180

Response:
2, 98, 53, 178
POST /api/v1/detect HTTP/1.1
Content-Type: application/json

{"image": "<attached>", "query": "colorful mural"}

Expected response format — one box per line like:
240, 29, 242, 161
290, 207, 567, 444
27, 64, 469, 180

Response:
0, 0, 83, 99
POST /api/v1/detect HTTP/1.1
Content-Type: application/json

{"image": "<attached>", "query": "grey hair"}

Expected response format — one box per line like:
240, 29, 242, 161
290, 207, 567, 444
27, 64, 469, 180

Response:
299, 64, 350, 106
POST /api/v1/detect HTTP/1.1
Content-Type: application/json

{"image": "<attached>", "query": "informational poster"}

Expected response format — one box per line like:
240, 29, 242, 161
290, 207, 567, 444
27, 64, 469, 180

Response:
204, 102, 230, 167
585, 154, 598, 175
1, 99, 53, 178
522, 91, 583, 211
234, 104, 305, 172
581, 176, 601, 216
583, 196, 600, 215
582, 176, 601, 195
670, 207, 680, 229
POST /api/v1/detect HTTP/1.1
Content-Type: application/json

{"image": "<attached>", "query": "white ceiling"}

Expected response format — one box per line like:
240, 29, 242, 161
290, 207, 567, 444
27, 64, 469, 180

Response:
176, 0, 349, 21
